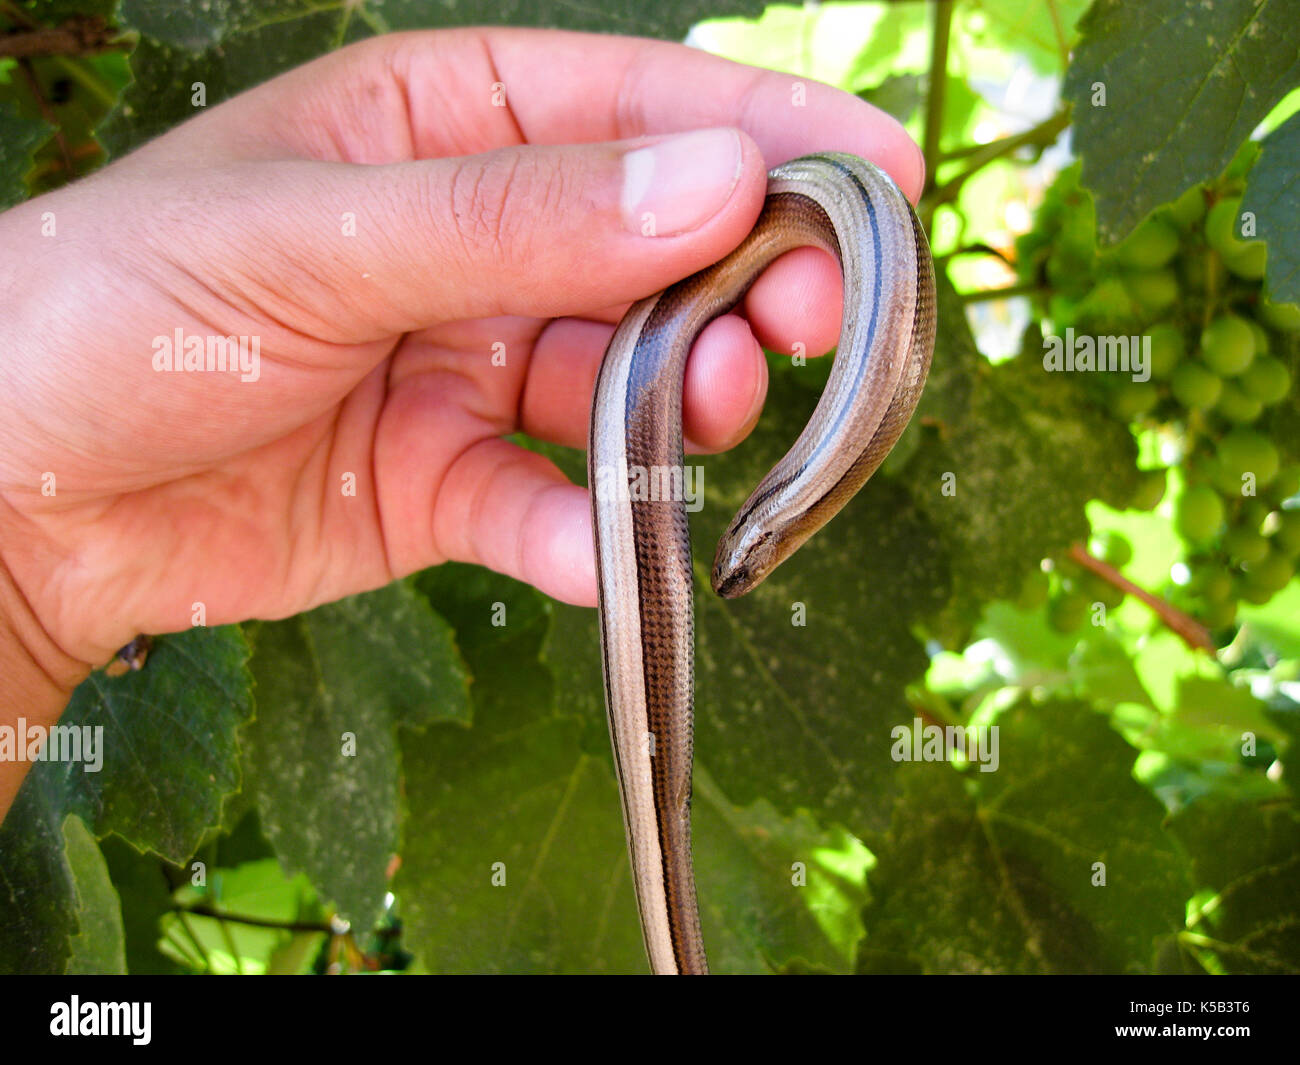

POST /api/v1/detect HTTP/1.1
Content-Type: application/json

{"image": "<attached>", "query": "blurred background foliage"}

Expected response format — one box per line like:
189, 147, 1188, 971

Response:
1, 0, 1298, 974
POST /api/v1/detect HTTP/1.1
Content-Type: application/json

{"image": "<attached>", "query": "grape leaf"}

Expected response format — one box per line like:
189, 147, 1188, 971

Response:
63, 815, 126, 975
1243, 111, 1300, 306
0, 100, 51, 207
956, 0, 1091, 77
692, 773, 871, 973
406, 564, 870, 972
243, 579, 469, 929
400, 566, 645, 973
99, 835, 186, 974
1168, 798, 1300, 974
0, 767, 79, 973
859, 699, 1189, 973
907, 282, 1138, 638
1065, 0, 1300, 243
58, 625, 254, 858
0, 625, 251, 973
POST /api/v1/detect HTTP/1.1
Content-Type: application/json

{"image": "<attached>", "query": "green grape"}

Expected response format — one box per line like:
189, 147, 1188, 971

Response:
1237, 579, 1275, 606
1247, 320, 1270, 356
1224, 525, 1270, 564
1048, 589, 1090, 633
1129, 468, 1167, 511
1015, 569, 1051, 610
1175, 484, 1225, 543
1217, 428, 1279, 489
1171, 361, 1223, 409
1168, 184, 1207, 230
1116, 217, 1180, 269
1113, 379, 1159, 419
1239, 498, 1270, 530
1270, 466, 1300, 503
1078, 276, 1138, 325
1205, 196, 1247, 257
1224, 241, 1267, 280
1200, 314, 1256, 376
1201, 598, 1239, 629
1145, 322, 1184, 379
1273, 511, 1300, 554
1179, 250, 1211, 294
1244, 551, 1295, 596
1083, 573, 1125, 611
1239, 355, 1291, 405
1260, 300, 1300, 332
1126, 268, 1180, 316
1192, 566, 1233, 603
1214, 381, 1263, 424
1092, 530, 1134, 568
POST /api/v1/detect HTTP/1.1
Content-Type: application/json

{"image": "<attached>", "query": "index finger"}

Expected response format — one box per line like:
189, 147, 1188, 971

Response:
131, 27, 924, 202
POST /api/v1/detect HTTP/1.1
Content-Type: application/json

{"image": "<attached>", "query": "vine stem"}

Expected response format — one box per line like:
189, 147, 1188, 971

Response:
170, 903, 336, 934
1066, 542, 1216, 653
0, 14, 127, 59
1045, 0, 1070, 74
922, 109, 1070, 219
920, 0, 954, 227
958, 281, 1046, 303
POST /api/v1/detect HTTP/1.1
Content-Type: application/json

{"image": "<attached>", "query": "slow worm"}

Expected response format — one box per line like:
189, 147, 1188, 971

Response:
588, 152, 936, 975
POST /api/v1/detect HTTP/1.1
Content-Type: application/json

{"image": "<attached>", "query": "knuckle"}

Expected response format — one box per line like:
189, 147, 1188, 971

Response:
445, 153, 565, 268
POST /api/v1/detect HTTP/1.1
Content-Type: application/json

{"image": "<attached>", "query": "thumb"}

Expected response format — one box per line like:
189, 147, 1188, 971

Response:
246, 128, 769, 337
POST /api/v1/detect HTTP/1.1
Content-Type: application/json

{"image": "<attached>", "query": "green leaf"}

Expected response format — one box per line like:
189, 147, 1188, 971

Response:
693, 773, 871, 973
0, 626, 250, 972
1169, 799, 1300, 973
1065, 0, 1300, 243
406, 562, 873, 973
401, 566, 643, 972
907, 282, 1138, 636
0, 100, 52, 206
0, 768, 78, 973
378, 0, 765, 37
1243, 111, 1300, 306
243, 580, 469, 929
103, 2, 349, 155
955, 0, 1091, 77
59, 625, 254, 859
1171, 675, 1287, 752
63, 815, 126, 975
859, 699, 1189, 973
407, 566, 614, 965
99, 835, 186, 974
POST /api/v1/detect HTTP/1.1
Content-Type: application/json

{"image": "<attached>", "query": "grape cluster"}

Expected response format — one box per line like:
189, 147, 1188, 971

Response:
1017, 151, 1299, 633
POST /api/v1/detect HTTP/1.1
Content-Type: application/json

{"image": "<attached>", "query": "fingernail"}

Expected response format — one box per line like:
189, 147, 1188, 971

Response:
621, 128, 744, 237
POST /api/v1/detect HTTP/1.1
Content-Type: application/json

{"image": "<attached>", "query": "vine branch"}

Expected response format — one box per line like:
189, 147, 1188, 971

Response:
923, 109, 1070, 218
0, 14, 126, 60
921, 0, 954, 220
1067, 542, 1216, 653
171, 903, 335, 935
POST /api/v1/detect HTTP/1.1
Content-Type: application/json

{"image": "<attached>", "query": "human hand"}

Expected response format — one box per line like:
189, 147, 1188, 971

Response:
0, 27, 922, 704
